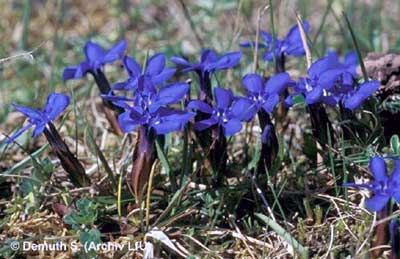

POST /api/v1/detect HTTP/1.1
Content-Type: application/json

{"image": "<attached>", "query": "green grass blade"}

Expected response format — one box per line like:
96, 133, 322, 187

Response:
342, 11, 369, 81
255, 213, 309, 258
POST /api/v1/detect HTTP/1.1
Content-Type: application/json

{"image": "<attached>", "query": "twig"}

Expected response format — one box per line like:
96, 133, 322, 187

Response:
322, 224, 335, 259
295, 12, 312, 68
177, 0, 204, 48
253, 5, 270, 73
0, 41, 47, 65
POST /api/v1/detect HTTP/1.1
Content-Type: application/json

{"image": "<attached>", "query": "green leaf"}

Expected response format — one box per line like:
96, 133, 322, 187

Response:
391, 135, 400, 155
255, 213, 309, 258
79, 228, 101, 245
64, 198, 98, 229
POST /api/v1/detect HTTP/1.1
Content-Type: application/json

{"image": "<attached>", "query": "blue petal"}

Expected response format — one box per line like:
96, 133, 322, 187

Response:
355, 80, 380, 99
152, 82, 189, 110
261, 125, 273, 145
200, 49, 218, 64
206, 51, 242, 71
365, 194, 390, 212
262, 94, 280, 113
369, 157, 388, 181
240, 40, 268, 49
32, 123, 46, 138
265, 72, 290, 95
112, 81, 129, 91
170, 56, 191, 67
44, 93, 70, 120
242, 74, 263, 94
343, 182, 372, 189
344, 51, 358, 67
284, 95, 294, 107
262, 50, 275, 61
5, 123, 33, 144
118, 111, 141, 133
308, 54, 340, 79
12, 104, 43, 122
84, 41, 106, 62
187, 100, 213, 114
215, 87, 233, 109
151, 68, 176, 85
152, 111, 195, 135
194, 117, 218, 131
343, 81, 380, 110
305, 87, 323, 104
318, 69, 346, 89
63, 66, 78, 81
390, 160, 400, 181
152, 120, 183, 135
145, 53, 166, 77
223, 118, 242, 136
260, 31, 273, 45
101, 94, 133, 109
231, 97, 254, 121
74, 61, 91, 78
285, 20, 310, 42
102, 40, 127, 63
123, 56, 142, 77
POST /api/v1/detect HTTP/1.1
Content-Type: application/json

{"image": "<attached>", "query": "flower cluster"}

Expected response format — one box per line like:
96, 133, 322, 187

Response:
171, 49, 242, 77
112, 53, 176, 91
346, 157, 400, 212
6, 93, 70, 143
104, 76, 195, 135
63, 40, 127, 81
242, 72, 291, 117
240, 21, 310, 61
187, 87, 252, 136
285, 51, 380, 110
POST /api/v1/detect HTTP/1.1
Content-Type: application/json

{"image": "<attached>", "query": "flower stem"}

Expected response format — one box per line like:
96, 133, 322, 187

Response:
129, 126, 156, 204
308, 103, 334, 147
257, 110, 278, 174
43, 122, 91, 187
372, 205, 390, 258
91, 69, 123, 134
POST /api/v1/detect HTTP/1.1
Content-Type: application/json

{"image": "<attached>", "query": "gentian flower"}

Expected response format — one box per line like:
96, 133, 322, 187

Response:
341, 80, 380, 110
285, 52, 380, 110
112, 53, 176, 91
285, 54, 342, 106
242, 72, 291, 119
6, 93, 70, 143
345, 156, 400, 212
63, 40, 127, 81
240, 21, 310, 61
187, 87, 252, 136
171, 49, 242, 76
104, 77, 195, 135
171, 49, 242, 101
5, 93, 91, 187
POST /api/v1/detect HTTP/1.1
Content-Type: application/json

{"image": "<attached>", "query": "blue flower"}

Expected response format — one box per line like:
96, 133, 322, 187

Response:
103, 77, 194, 135
242, 72, 291, 119
291, 53, 344, 106
345, 157, 400, 212
171, 49, 242, 76
112, 53, 176, 91
63, 40, 127, 81
284, 51, 379, 109
341, 80, 380, 110
187, 87, 253, 136
240, 21, 310, 61
5, 93, 70, 143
